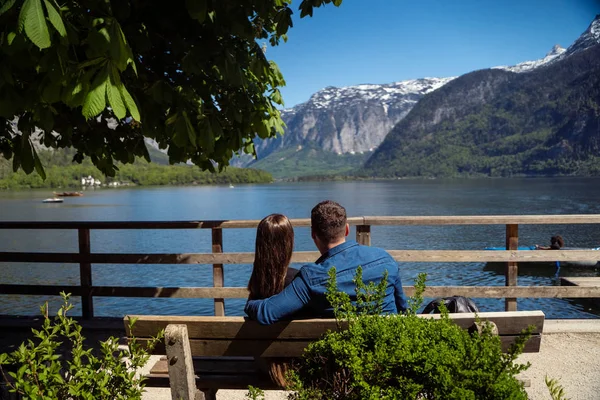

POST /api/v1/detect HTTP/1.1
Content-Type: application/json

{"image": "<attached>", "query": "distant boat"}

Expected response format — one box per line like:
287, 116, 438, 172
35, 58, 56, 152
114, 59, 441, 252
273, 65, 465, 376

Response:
229, 184, 235, 188
54, 191, 83, 197
42, 198, 64, 203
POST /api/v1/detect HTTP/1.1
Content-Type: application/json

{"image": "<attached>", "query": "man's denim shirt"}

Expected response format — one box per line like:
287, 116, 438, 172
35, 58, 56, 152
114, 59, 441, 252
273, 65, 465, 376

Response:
245, 240, 408, 325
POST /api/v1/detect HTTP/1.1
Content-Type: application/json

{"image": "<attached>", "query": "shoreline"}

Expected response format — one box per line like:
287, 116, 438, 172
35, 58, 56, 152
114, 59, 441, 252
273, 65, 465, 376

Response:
3, 174, 600, 191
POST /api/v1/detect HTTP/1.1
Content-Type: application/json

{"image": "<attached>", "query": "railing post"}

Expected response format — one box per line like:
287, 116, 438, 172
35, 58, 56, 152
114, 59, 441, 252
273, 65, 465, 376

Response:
211, 228, 225, 316
505, 224, 518, 311
78, 228, 93, 319
356, 225, 371, 246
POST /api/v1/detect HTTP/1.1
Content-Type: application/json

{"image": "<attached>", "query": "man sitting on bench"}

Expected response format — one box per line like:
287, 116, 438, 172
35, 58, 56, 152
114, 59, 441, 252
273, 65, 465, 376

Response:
245, 200, 408, 324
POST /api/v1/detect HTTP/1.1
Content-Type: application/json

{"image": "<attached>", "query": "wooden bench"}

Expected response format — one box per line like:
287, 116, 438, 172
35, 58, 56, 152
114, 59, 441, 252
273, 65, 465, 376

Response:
125, 310, 545, 400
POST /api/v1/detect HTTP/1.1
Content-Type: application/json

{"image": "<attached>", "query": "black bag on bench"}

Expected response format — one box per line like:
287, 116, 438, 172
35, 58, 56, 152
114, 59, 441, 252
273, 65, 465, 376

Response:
422, 296, 479, 314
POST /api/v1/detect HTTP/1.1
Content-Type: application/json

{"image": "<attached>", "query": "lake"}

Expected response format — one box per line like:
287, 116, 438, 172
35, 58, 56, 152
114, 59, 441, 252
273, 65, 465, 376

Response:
1, 177, 600, 319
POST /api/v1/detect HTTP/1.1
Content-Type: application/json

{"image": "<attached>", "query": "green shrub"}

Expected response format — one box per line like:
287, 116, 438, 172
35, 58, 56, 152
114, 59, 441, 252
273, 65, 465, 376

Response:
545, 376, 570, 400
246, 385, 266, 400
286, 268, 532, 400
0, 293, 162, 400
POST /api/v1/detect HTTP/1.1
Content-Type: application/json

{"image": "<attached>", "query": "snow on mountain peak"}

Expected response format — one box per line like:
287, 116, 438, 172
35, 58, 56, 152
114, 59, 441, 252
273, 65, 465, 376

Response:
294, 77, 456, 111
493, 44, 566, 73
546, 44, 566, 57
492, 15, 599, 73
558, 14, 600, 59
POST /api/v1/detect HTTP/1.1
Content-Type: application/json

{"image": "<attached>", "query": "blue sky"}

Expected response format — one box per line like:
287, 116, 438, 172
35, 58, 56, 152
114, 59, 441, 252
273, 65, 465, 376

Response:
267, 0, 600, 108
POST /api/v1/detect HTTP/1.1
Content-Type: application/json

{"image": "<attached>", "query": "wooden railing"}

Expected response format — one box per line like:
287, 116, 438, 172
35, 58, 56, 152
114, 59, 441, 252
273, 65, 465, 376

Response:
2, 215, 600, 319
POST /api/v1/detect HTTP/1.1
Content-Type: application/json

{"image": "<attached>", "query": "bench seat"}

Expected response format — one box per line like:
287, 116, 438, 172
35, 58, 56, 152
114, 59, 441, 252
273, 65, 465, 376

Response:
125, 310, 545, 399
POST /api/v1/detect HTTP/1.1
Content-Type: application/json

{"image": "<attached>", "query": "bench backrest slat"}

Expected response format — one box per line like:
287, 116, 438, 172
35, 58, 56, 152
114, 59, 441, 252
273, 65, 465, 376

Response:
134, 334, 542, 357
126, 310, 545, 355
126, 311, 544, 339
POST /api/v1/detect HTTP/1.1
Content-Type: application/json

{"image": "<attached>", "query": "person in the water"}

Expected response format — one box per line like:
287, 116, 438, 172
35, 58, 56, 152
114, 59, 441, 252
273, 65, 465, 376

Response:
535, 235, 564, 250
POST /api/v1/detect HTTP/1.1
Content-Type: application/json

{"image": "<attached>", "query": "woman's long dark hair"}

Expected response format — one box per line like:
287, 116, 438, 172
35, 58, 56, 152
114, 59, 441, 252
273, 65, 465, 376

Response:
247, 214, 294, 300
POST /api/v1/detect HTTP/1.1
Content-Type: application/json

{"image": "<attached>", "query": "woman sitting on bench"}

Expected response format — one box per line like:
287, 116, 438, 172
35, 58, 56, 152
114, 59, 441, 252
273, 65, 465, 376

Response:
247, 213, 296, 387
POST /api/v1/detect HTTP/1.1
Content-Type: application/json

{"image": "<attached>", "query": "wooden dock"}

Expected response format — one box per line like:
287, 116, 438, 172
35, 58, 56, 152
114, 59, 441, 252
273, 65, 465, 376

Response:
561, 277, 600, 287
561, 277, 600, 307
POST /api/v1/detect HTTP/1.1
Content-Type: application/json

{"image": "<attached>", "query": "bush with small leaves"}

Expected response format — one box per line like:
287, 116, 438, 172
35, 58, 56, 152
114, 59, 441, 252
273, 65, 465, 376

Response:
545, 376, 570, 400
0, 292, 163, 400
284, 268, 532, 400
246, 385, 266, 400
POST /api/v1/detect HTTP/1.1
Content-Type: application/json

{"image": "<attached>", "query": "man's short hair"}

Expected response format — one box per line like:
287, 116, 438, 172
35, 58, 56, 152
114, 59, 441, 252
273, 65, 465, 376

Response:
311, 200, 347, 244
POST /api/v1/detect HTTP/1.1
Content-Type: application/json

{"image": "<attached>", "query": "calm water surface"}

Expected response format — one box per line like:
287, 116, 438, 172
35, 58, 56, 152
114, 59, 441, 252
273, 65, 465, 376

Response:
1, 177, 599, 319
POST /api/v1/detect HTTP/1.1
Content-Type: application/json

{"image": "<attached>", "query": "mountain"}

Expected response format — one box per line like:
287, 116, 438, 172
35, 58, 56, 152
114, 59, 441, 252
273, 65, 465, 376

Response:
363, 16, 600, 178
144, 138, 170, 165
237, 22, 587, 178
233, 77, 456, 177
248, 143, 369, 179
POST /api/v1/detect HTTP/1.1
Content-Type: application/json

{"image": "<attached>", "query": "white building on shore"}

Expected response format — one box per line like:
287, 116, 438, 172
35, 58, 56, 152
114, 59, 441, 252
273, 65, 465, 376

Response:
81, 175, 101, 186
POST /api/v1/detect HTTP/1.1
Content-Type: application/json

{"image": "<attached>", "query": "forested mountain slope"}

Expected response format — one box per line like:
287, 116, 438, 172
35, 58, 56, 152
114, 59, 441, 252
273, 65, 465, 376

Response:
363, 41, 600, 177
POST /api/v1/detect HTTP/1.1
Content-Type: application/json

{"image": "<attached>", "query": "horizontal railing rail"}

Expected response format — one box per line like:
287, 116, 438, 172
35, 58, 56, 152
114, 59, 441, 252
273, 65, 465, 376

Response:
1, 250, 599, 264
2, 214, 600, 230
0, 250, 600, 264
1, 215, 600, 318
1, 284, 599, 299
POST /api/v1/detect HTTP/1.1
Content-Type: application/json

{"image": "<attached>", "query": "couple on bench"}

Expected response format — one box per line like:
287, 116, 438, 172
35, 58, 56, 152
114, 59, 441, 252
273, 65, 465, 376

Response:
245, 200, 408, 324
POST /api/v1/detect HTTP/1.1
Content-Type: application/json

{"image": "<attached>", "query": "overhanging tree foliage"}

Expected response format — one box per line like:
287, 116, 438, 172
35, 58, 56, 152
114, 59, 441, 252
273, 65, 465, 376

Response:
0, 0, 342, 177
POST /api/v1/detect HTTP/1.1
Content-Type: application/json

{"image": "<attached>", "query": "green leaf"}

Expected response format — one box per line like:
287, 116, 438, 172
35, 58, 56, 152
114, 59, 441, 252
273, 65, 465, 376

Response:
19, 0, 51, 49
275, 8, 293, 37
78, 57, 106, 69
6, 31, 16, 45
200, 117, 215, 153
182, 111, 197, 147
107, 67, 126, 119
41, 82, 61, 103
172, 116, 188, 148
165, 112, 178, 125
128, 58, 138, 76
98, 26, 110, 44
64, 81, 87, 107
299, 2, 313, 18
37, 106, 55, 131
244, 141, 254, 155
118, 84, 140, 121
20, 136, 34, 174
210, 117, 223, 141
140, 141, 151, 162
186, 0, 206, 23
0, 0, 17, 16
108, 20, 134, 72
11, 144, 20, 172
255, 119, 270, 139
32, 145, 46, 179
43, 0, 66, 37
271, 89, 283, 105
82, 67, 109, 119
